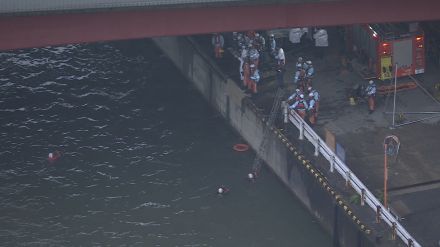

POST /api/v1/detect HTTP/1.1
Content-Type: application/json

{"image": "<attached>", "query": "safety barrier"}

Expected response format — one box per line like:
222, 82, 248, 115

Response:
284, 104, 421, 247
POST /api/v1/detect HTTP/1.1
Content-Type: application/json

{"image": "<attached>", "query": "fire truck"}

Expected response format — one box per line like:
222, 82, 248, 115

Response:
348, 23, 425, 80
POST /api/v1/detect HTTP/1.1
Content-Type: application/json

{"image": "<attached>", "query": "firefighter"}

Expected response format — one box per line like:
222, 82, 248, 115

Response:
307, 87, 320, 114
287, 88, 301, 105
268, 34, 277, 59
211, 33, 225, 58
242, 59, 251, 89
365, 80, 377, 113
305, 61, 314, 78
249, 64, 260, 94
289, 94, 308, 119
294, 57, 305, 84
248, 44, 260, 68
307, 92, 317, 125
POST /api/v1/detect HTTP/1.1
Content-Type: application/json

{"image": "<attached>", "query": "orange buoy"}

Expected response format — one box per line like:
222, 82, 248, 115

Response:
233, 143, 249, 152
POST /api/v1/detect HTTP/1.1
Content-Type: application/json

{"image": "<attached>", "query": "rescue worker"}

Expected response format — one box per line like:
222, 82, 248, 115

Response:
294, 57, 305, 84
242, 59, 251, 90
232, 32, 239, 50
48, 150, 61, 164
307, 87, 320, 114
249, 64, 260, 94
365, 80, 377, 113
307, 92, 317, 125
289, 94, 308, 119
217, 185, 230, 195
305, 61, 314, 78
248, 44, 260, 68
255, 33, 265, 68
268, 34, 277, 59
275, 47, 286, 88
287, 88, 301, 105
247, 170, 258, 181
211, 33, 225, 58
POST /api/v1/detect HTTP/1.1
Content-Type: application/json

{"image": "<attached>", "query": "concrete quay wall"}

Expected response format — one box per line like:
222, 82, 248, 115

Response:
153, 36, 379, 247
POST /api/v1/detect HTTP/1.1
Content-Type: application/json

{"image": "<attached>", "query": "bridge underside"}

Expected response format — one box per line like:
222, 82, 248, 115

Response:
1, 0, 440, 50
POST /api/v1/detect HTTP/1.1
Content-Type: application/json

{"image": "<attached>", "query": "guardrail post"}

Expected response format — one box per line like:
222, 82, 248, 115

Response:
345, 171, 351, 187
408, 239, 413, 247
376, 206, 381, 223
282, 101, 288, 124
391, 222, 397, 240
360, 189, 365, 206
299, 121, 304, 140
314, 137, 319, 156
330, 155, 334, 173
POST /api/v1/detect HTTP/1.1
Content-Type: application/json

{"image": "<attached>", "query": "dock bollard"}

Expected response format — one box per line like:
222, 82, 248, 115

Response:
376, 206, 381, 223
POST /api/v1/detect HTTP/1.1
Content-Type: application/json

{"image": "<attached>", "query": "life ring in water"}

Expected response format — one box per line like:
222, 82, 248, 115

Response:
48, 151, 62, 163
233, 143, 249, 152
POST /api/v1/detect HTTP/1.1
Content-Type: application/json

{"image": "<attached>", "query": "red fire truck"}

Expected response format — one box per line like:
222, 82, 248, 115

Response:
348, 23, 425, 80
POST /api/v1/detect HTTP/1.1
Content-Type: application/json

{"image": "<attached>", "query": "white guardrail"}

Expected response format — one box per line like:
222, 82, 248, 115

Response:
284, 105, 421, 247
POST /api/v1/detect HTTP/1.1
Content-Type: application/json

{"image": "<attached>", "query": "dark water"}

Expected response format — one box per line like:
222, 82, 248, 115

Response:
0, 40, 331, 246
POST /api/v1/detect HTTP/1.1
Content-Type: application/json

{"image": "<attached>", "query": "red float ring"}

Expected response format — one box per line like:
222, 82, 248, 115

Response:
233, 143, 249, 152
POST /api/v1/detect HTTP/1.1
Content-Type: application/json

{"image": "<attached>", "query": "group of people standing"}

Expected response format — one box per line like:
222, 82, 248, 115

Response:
287, 85, 320, 125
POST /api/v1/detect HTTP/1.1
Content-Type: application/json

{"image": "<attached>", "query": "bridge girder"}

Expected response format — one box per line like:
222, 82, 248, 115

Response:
1, 0, 440, 50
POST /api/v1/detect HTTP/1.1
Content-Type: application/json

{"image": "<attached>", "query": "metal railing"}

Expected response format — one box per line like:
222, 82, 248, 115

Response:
283, 104, 421, 247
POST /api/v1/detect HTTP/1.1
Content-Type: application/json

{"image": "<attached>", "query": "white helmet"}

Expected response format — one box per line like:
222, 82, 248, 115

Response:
248, 173, 254, 179
48, 153, 53, 158
300, 94, 304, 99
306, 60, 312, 65
298, 57, 303, 62
309, 92, 314, 97
270, 34, 274, 38
218, 188, 224, 194
369, 80, 374, 84
295, 88, 300, 93
308, 86, 312, 91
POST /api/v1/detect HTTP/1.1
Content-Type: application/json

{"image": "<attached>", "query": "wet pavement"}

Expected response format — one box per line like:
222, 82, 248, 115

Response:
195, 28, 440, 246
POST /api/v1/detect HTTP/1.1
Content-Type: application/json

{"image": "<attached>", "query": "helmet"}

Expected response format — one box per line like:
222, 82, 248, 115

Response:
300, 94, 304, 99
218, 188, 224, 194
270, 34, 274, 38
298, 57, 303, 62
308, 86, 312, 91
248, 173, 254, 179
295, 88, 300, 92
48, 153, 53, 158
255, 33, 260, 37
250, 64, 255, 68
369, 80, 374, 84
306, 60, 312, 65
309, 92, 314, 97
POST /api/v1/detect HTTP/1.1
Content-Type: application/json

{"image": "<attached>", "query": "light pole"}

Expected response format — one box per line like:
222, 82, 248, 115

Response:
383, 135, 400, 209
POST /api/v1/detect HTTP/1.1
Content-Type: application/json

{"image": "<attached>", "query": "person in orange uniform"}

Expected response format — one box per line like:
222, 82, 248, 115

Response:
242, 60, 251, 90
365, 80, 376, 114
249, 64, 260, 94
289, 94, 308, 119
211, 33, 225, 58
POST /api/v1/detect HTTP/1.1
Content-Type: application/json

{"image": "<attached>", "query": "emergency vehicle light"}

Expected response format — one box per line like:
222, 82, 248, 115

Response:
382, 43, 389, 47
416, 36, 423, 41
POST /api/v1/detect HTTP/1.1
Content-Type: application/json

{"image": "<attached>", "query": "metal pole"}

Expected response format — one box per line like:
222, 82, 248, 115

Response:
394, 114, 440, 127
392, 63, 398, 129
384, 111, 440, 114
